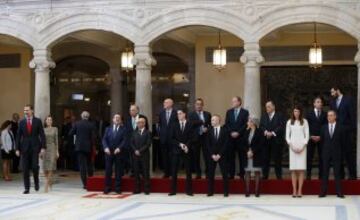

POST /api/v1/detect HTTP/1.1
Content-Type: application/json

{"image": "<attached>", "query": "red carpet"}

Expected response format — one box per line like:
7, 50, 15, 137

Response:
87, 176, 360, 195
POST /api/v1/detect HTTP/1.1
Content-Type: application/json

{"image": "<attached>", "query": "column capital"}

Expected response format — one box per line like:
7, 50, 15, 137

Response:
133, 44, 157, 67
29, 48, 56, 72
240, 42, 264, 66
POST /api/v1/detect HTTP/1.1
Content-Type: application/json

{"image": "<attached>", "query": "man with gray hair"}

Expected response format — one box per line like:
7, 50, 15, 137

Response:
69, 111, 97, 189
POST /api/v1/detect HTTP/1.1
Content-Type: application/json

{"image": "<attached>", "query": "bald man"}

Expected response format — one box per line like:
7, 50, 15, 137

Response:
159, 98, 178, 178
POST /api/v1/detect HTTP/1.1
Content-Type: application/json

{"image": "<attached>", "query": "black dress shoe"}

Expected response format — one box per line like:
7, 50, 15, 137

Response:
103, 190, 110, 194
168, 192, 176, 196
186, 192, 194, 196
245, 194, 250, 197
255, 193, 260, 197
207, 193, 213, 197
115, 190, 122, 194
319, 194, 326, 198
35, 185, 39, 191
23, 190, 30, 194
337, 194, 345, 198
133, 191, 141, 194
144, 191, 150, 195
224, 194, 229, 197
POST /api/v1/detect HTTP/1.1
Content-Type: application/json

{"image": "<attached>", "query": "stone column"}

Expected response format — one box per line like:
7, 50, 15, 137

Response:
240, 42, 264, 119
29, 48, 55, 121
133, 44, 156, 129
110, 67, 124, 117
355, 45, 360, 178
133, 44, 156, 174
29, 48, 55, 177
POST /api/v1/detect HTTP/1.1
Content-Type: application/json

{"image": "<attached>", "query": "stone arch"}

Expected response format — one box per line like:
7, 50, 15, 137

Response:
141, 6, 251, 44
39, 12, 141, 48
0, 16, 38, 48
253, 3, 360, 41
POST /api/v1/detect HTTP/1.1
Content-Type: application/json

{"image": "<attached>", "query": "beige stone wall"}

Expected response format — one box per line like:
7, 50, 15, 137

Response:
0, 45, 32, 123
195, 35, 244, 122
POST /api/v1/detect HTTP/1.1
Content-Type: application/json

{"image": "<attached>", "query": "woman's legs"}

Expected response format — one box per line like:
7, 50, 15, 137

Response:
245, 171, 250, 196
44, 171, 49, 193
48, 171, 53, 190
297, 170, 304, 197
2, 160, 7, 179
291, 171, 297, 197
3, 160, 11, 180
254, 171, 261, 197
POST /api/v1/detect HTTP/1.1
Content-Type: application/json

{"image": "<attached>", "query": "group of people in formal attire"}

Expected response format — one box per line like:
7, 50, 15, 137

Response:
1, 86, 356, 198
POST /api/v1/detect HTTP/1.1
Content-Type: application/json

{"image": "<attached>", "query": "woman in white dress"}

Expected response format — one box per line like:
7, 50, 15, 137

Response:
286, 106, 309, 198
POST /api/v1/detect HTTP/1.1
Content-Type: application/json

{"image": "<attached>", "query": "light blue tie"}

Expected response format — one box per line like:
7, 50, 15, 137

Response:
234, 109, 239, 120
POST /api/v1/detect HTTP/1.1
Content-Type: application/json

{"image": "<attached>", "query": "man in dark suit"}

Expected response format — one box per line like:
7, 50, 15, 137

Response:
124, 104, 148, 175
225, 96, 249, 179
102, 113, 127, 194
319, 110, 345, 198
169, 109, 195, 196
330, 86, 356, 179
15, 104, 46, 194
306, 97, 327, 180
188, 98, 211, 179
159, 98, 178, 178
207, 115, 229, 197
131, 117, 152, 195
69, 111, 97, 189
11, 113, 20, 173
260, 101, 285, 180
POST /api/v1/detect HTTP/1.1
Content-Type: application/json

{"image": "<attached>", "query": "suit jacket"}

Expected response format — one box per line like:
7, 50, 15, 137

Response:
159, 109, 178, 144
125, 114, 149, 132
69, 119, 97, 153
131, 129, 152, 155
320, 123, 345, 160
306, 109, 327, 136
225, 108, 249, 137
125, 114, 148, 147
102, 124, 127, 152
206, 126, 228, 157
243, 128, 264, 167
188, 110, 211, 139
171, 121, 195, 154
330, 96, 356, 129
260, 112, 285, 141
16, 117, 46, 153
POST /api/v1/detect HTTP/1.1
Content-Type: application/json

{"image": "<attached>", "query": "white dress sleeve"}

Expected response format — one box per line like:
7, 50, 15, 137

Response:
285, 120, 291, 145
303, 119, 310, 146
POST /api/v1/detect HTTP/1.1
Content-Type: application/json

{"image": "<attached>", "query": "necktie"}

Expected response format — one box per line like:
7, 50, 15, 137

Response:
198, 112, 204, 135
181, 122, 184, 132
215, 127, 219, 140
316, 110, 319, 119
26, 118, 32, 134
330, 124, 334, 138
336, 98, 341, 109
166, 111, 170, 124
234, 109, 239, 120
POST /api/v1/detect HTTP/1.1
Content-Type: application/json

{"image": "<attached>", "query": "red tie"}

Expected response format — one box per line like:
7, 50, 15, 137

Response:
27, 118, 32, 134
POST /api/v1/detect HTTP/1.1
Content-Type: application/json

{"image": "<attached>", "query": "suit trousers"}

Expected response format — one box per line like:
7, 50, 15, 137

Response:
262, 138, 283, 179
104, 153, 123, 192
228, 137, 246, 178
192, 134, 209, 177
160, 141, 172, 176
133, 153, 150, 192
321, 155, 343, 195
306, 140, 323, 179
21, 148, 39, 190
171, 152, 192, 194
77, 152, 93, 188
208, 157, 229, 195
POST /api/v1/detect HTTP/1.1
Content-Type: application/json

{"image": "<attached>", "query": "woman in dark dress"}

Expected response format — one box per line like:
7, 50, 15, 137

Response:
243, 117, 264, 197
1, 120, 15, 181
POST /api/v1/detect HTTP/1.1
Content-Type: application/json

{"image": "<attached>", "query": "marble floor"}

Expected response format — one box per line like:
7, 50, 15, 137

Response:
0, 171, 359, 220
